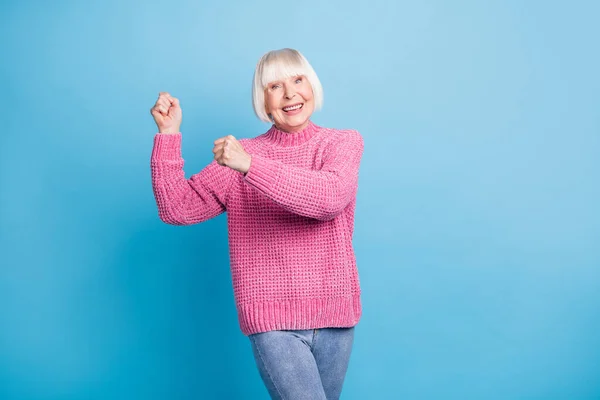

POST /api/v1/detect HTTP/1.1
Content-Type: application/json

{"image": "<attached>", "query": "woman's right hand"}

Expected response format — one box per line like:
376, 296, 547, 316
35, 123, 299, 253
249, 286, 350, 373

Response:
150, 92, 182, 134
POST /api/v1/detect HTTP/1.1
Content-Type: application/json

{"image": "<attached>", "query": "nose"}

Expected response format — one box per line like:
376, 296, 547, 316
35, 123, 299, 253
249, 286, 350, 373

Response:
284, 87, 296, 100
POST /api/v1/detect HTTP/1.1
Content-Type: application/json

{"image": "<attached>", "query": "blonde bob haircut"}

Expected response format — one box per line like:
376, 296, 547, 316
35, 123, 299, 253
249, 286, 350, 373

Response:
252, 48, 324, 123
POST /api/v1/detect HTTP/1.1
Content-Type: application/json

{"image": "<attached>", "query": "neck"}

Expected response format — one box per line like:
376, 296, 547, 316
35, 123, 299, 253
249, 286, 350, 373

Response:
262, 120, 321, 147
273, 119, 310, 133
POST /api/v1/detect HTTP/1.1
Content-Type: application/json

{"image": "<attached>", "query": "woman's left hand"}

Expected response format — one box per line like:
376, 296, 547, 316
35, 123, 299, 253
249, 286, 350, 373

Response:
213, 135, 252, 174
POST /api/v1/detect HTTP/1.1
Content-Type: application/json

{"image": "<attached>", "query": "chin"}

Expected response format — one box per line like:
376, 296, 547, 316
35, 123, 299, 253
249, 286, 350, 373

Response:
290, 117, 309, 126
289, 113, 310, 124
284, 120, 308, 131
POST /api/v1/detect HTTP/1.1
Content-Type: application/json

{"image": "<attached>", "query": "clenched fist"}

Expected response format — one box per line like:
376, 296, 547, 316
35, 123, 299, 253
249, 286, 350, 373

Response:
150, 92, 182, 134
213, 135, 252, 175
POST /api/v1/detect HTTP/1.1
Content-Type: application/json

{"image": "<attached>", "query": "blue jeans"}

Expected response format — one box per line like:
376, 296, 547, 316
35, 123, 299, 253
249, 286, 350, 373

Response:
248, 327, 355, 400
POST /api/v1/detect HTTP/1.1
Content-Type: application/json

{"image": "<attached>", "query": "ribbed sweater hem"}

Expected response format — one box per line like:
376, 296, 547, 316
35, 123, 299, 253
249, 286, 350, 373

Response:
237, 293, 362, 336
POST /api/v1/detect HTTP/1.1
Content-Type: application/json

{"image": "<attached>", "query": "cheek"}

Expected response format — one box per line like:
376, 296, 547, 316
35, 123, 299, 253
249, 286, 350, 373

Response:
264, 93, 277, 111
300, 86, 314, 101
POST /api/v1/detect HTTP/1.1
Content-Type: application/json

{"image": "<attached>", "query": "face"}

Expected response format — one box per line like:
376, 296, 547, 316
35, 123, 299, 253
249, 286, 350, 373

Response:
264, 75, 315, 132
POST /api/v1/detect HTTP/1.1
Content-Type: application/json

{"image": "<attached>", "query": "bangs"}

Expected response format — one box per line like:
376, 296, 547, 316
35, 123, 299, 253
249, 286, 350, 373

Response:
259, 51, 309, 88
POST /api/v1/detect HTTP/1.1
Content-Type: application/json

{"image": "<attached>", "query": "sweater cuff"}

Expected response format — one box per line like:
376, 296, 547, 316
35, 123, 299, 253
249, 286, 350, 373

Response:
151, 133, 182, 161
243, 154, 280, 191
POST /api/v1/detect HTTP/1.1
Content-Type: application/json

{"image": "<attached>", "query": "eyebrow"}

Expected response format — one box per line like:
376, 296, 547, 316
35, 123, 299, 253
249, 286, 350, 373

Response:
268, 75, 303, 87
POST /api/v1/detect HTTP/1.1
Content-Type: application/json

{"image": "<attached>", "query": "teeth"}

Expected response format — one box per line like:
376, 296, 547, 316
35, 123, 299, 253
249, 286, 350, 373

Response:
284, 104, 302, 111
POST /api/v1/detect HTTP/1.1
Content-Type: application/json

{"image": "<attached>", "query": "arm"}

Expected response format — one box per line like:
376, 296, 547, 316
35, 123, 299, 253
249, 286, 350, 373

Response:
151, 133, 235, 225
242, 130, 364, 221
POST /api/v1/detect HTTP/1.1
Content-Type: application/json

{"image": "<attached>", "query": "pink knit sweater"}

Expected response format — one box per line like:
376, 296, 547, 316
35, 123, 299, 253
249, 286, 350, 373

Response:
150, 120, 364, 335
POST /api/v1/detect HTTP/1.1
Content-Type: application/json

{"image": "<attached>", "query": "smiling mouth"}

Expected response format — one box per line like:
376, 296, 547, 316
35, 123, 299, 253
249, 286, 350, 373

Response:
282, 103, 303, 112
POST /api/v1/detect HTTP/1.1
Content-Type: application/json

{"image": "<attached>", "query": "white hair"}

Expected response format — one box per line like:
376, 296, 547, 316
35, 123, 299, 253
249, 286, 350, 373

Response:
252, 48, 324, 123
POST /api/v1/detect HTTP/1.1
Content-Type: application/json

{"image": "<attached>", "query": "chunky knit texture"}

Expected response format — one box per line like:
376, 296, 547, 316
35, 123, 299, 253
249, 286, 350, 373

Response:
150, 120, 364, 335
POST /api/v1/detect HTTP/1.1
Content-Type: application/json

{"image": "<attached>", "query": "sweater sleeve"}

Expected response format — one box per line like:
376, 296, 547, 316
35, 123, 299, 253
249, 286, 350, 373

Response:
150, 133, 235, 225
242, 129, 364, 221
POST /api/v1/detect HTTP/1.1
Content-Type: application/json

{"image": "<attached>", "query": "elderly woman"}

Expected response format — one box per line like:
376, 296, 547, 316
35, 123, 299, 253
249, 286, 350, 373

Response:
150, 48, 364, 400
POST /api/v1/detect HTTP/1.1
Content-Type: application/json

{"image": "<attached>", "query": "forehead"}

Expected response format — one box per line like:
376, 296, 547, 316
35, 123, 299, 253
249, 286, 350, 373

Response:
260, 58, 309, 87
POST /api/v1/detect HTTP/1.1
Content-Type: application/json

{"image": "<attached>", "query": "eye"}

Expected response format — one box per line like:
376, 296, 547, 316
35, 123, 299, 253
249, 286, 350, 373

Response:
295, 77, 302, 84
271, 84, 281, 90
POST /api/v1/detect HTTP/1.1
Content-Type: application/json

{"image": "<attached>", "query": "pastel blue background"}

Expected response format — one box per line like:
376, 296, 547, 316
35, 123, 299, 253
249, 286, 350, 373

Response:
1, 0, 598, 399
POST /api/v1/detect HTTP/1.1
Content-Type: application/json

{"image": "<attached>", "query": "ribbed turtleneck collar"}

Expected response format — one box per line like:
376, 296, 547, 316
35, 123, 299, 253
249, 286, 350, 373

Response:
261, 120, 321, 147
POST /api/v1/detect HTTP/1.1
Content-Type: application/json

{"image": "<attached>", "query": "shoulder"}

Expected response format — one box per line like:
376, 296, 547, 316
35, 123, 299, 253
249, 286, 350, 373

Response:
319, 126, 363, 147
237, 134, 261, 150
317, 127, 364, 163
